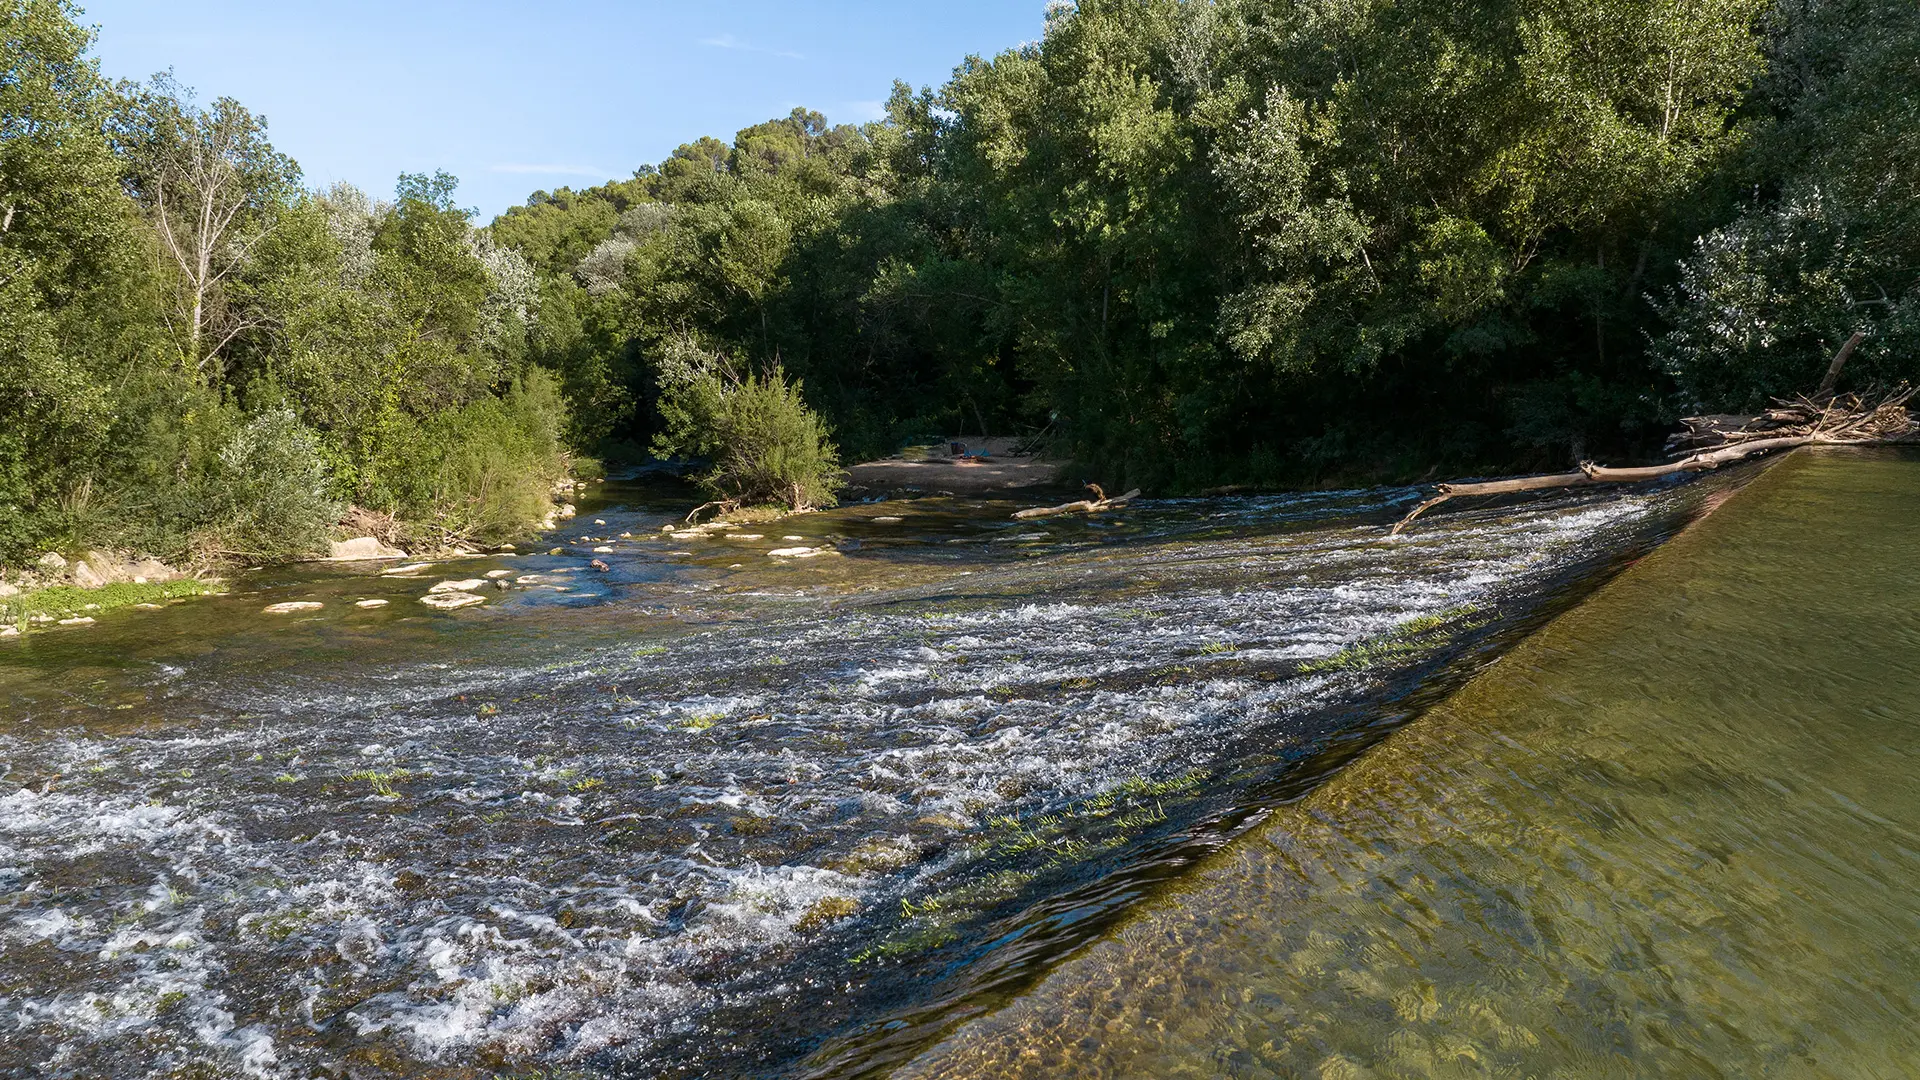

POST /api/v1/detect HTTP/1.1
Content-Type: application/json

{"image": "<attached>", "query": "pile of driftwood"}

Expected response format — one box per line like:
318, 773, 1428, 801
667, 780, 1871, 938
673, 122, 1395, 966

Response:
1392, 378, 1916, 535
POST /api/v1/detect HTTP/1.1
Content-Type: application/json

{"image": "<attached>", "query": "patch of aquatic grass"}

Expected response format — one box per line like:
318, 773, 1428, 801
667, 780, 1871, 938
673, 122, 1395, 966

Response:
1, 579, 224, 627
344, 767, 411, 797
1298, 605, 1485, 674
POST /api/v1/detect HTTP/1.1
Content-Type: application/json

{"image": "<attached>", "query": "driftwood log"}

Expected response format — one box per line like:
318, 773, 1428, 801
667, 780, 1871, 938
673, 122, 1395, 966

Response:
1391, 385, 1915, 535
1013, 486, 1141, 519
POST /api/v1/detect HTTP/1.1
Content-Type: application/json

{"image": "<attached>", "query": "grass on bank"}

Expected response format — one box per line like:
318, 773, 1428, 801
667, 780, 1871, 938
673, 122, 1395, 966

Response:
1, 579, 226, 628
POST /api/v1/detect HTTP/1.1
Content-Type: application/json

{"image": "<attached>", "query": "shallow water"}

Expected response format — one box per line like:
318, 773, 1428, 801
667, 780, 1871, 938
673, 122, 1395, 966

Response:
0, 473, 1731, 1078
901, 447, 1920, 1080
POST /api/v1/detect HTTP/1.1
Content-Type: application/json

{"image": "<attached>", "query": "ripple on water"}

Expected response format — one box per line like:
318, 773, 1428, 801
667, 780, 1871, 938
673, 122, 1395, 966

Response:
0, 484, 1696, 1077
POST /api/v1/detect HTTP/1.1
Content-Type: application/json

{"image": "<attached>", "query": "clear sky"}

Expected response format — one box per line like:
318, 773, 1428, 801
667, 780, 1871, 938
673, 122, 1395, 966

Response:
77, 1, 1047, 220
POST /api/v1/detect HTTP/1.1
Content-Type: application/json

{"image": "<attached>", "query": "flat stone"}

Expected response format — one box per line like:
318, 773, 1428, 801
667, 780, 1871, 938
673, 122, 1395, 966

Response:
381, 562, 433, 576
484, 569, 513, 578
57, 616, 95, 626
767, 546, 825, 558
593, 545, 614, 553
354, 599, 390, 608
419, 592, 485, 610
328, 536, 407, 560
263, 601, 324, 614
427, 579, 486, 593
872, 516, 903, 524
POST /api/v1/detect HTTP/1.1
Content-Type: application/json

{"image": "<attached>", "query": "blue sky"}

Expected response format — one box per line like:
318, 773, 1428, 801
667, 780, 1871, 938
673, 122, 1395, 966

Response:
78, 1, 1047, 219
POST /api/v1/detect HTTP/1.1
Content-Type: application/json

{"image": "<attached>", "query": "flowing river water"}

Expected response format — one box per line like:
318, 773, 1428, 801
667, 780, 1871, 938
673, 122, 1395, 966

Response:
900, 447, 1920, 1080
3, 451, 1900, 1078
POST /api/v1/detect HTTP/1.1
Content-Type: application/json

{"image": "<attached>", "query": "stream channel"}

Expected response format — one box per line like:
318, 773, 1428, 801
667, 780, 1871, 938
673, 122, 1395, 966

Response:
7, 453, 1890, 1078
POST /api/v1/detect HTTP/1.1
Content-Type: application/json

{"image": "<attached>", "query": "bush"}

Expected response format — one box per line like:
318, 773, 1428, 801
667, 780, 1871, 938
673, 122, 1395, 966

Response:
384, 369, 570, 544
652, 342, 842, 510
102, 379, 339, 564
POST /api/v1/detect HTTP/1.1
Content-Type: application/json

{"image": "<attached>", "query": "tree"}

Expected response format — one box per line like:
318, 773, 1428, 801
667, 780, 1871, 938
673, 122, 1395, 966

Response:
116, 73, 300, 377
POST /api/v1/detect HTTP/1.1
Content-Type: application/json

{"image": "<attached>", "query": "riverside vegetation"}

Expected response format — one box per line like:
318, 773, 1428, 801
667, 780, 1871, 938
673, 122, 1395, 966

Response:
3, 0, 1916, 577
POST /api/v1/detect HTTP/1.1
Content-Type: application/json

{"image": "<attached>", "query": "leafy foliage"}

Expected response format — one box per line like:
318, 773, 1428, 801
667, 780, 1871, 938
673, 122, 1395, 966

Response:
652, 343, 842, 511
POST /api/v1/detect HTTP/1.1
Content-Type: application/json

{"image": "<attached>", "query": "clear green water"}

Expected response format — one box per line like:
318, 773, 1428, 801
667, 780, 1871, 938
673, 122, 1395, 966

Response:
902, 448, 1920, 1080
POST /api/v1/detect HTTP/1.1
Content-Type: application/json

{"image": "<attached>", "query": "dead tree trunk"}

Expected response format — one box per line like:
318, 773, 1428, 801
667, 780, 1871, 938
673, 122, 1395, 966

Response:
1391, 387, 1915, 535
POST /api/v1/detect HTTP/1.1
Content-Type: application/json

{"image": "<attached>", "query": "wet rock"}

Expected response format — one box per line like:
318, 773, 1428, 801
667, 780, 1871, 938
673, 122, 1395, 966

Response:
354, 599, 389, 608
590, 559, 611, 572
329, 536, 406, 560
263, 601, 324, 614
872, 516, 903, 524
427, 579, 486, 593
794, 896, 859, 934
484, 569, 513, 578
419, 592, 485, 610
768, 546, 827, 558
557, 504, 577, 519
593, 545, 614, 553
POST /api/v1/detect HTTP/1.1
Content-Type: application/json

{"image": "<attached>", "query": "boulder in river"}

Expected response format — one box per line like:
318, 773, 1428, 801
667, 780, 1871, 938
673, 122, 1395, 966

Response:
419, 592, 485, 610
767, 546, 827, 558
263, 601, 324, 614
329, 537, 407, 561
428, 579, 485, 593
355, 599, 389, 608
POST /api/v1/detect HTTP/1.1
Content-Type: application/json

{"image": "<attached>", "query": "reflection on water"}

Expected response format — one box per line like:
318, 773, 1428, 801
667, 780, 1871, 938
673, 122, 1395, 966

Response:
902, 448, 1920, 1080
0, 474, 1729, 1078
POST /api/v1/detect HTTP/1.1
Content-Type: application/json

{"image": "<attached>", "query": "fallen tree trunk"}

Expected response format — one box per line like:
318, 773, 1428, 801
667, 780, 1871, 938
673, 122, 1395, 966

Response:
1392, 386, 1915, 535
1013, 488, 1141, 519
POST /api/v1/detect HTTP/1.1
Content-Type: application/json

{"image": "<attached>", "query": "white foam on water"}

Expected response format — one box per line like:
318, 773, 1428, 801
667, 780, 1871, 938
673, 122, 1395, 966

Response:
0, 491, 1664, 1076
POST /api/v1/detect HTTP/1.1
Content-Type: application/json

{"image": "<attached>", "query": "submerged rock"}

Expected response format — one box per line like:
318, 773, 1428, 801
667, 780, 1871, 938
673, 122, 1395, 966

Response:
381, 562, 433, 576
419, 592, 485, 610
329, 537, 407, 561
354, 599, 390, 609
263, 601, 324, 614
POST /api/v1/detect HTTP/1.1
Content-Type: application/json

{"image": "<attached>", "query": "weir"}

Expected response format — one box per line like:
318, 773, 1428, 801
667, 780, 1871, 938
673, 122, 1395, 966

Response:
0, 467, 1764, 1078
899, 447, 1920, 1079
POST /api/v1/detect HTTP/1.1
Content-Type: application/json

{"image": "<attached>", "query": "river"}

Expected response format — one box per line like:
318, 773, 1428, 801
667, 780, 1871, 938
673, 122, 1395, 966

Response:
900, 447, 1920, 1079
1, 455, 1866, 1078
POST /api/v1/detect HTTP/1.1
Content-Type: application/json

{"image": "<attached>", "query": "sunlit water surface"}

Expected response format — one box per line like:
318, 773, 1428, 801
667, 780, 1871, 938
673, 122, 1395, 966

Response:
902, 448, 1920, 1080
0, 473, 1741, 1078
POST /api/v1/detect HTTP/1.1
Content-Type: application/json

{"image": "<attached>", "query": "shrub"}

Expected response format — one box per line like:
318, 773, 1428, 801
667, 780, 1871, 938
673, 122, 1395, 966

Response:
385, 369, 570, 545
652, 342, 842, 511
